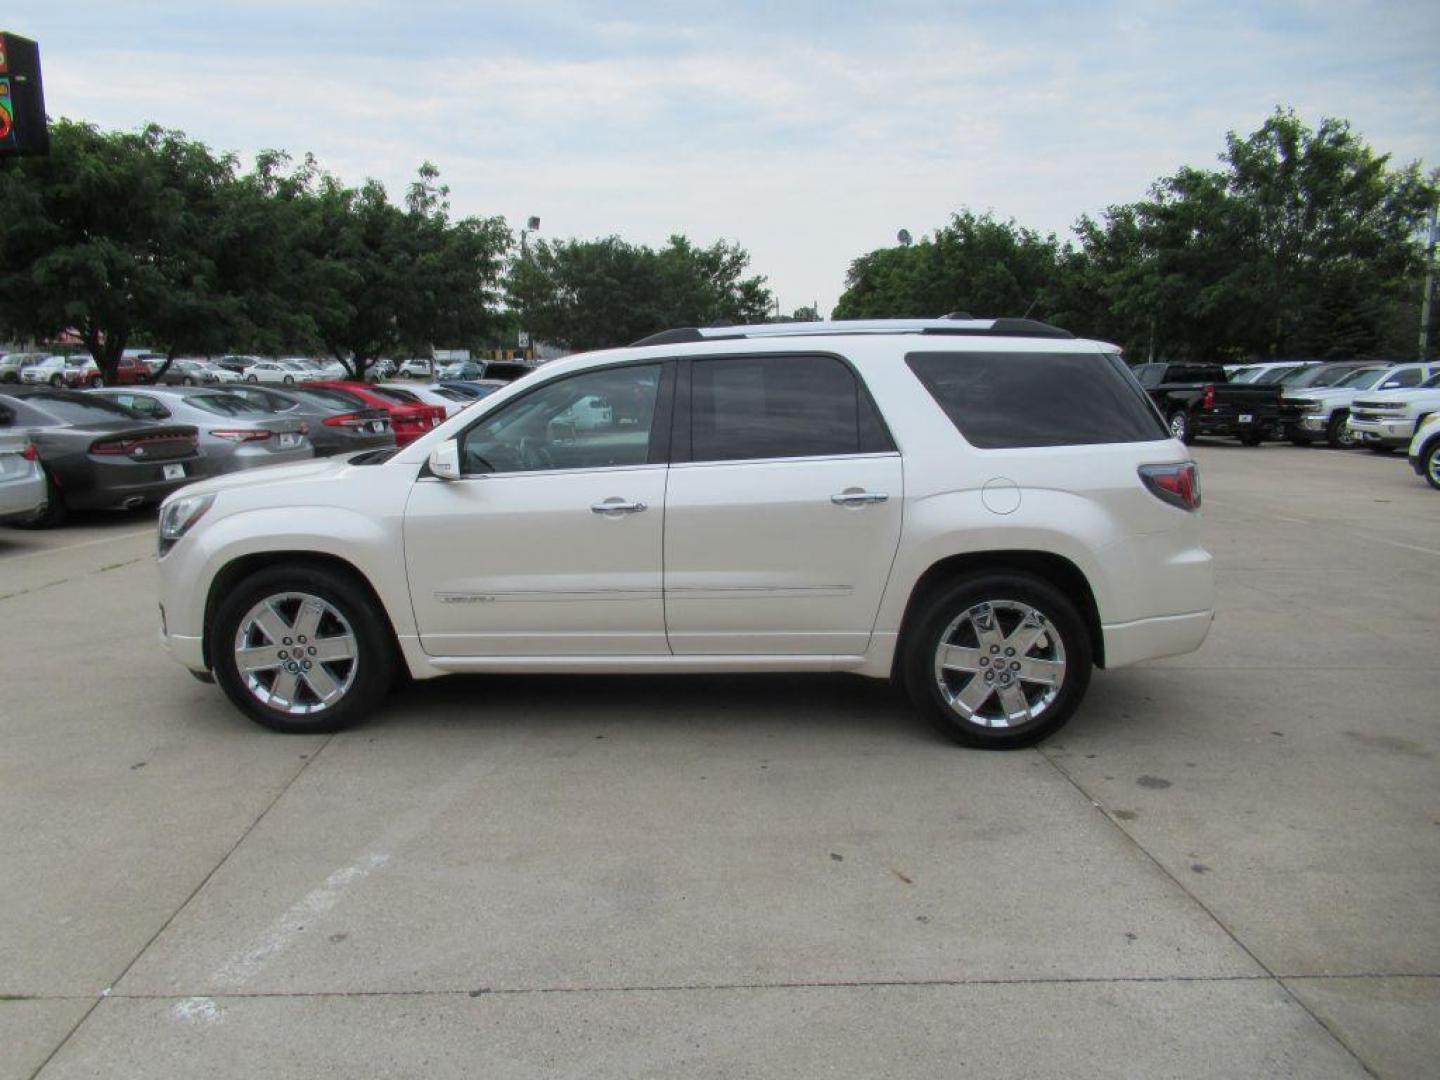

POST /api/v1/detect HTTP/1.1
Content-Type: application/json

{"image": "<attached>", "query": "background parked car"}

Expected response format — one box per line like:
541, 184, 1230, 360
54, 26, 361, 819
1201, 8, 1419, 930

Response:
100, 355, 159, 386
226, 385, 395, 456
436, 360, 483, 380
1286, 364, 1436, 447
91, 387, 314, 473
374, 382, 474, 418
1133, 362, 1286, 444
0, 427, 47, 525
20, 355, 72, 386
436, 379, 506, 401
397, 358, 433, 379
155, 358, 231, 386
1, 353, 48, 383
1347, 371, 1440, 452
243, 360, 305, 385
1407, 413, 1440, 490
301, 380, 445, 446
60, 356, 103, 389
1272, 360, 1378, 391
0, 386, 205, 526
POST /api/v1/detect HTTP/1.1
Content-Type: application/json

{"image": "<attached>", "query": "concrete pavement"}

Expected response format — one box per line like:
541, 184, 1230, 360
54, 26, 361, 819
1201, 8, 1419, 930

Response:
1, 442, 1436, 1078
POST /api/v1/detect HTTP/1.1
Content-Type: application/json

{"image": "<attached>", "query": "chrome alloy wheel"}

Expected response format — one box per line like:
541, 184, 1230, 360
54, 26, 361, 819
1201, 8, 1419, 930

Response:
1428, 444, 1440, 488
233, 592, 358, 715
933, 600, 1067, 728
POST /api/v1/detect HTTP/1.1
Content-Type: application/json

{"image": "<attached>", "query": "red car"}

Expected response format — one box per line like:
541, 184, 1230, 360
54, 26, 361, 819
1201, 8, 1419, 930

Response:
302, 381, 445, 446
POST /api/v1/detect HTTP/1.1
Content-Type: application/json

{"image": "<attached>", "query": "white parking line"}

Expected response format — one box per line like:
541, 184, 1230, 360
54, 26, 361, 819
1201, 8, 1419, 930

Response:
0, 527, 154, 562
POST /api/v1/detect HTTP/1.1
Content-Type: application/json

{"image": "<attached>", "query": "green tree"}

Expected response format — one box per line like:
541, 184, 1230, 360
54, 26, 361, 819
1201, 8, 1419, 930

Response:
0, 121, 244, 380
507, 234, 773, 350
1077, 110, 1436, 360
833, 211, 1067, 321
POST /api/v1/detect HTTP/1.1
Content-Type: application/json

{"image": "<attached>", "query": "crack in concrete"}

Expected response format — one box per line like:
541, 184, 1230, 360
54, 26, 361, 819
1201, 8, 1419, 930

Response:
1037, 745, 1383, 1080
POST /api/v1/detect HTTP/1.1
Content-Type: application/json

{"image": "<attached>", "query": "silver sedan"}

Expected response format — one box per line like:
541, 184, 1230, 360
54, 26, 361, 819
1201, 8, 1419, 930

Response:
88, 387, 314, 473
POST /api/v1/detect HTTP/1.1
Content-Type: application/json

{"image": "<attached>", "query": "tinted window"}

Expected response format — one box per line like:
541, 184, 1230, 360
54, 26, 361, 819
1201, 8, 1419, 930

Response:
371, 387, 421, 405
293, 388, 367, 411
906, 351, 1168, 448
23, 394, 143, 424
461, 364, 661, 474
187, 394, 271, 417
689, 355, 887, 462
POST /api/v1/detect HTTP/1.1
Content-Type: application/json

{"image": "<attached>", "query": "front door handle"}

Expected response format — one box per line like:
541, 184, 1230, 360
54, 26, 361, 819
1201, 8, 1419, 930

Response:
830, 490, 889, 506
591, 497, 648, 515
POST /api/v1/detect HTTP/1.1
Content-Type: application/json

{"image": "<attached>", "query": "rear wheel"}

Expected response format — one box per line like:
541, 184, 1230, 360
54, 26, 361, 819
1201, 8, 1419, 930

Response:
212, 565, 396, 733
903, 573, 1092, 749
1326, 411, 1355, 449
15, 471, 67, 529
1167, 410, 1192, 444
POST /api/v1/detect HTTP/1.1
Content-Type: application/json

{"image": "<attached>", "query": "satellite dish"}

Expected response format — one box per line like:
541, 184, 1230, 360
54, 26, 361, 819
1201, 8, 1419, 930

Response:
897, 229, 913, 247
527, 216, 541, 231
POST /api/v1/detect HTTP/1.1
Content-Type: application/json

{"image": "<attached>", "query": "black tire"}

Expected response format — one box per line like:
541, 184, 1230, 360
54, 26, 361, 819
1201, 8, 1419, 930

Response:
211, 564, 397, 734
14, 471, 68, 529
903, 572, 1093, 749
283, 375, 294, 385
89, 375, 103, 388
49, 374, 63, 387
1239, 430, 1264, 446
246, 374, 259, 383
1423, 440, 1440, 491
1167, 410, 1192, 444
183, 376, 195, 386
1326, 411, 1354, 449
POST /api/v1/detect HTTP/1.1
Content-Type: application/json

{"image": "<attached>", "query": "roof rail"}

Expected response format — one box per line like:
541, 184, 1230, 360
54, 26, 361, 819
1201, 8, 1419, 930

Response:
630, 317, 1073, 348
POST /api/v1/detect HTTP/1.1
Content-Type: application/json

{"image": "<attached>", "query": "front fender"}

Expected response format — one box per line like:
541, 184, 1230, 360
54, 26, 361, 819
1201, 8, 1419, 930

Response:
159, 504, 414, 644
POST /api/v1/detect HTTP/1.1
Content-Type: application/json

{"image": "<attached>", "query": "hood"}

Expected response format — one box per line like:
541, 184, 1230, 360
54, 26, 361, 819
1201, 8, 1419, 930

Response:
171, 455, 349, 499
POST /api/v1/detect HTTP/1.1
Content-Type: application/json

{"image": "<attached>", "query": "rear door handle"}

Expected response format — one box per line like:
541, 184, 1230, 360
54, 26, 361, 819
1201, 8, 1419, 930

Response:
830, 490, 889, 506
591, 497, 647, 515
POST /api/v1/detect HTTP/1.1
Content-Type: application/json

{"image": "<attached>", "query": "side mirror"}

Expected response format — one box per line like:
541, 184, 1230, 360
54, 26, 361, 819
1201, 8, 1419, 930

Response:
429, 439, 461, 480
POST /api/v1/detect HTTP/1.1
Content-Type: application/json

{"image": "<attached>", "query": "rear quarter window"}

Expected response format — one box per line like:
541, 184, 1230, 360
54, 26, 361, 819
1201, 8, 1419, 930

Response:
906, 351, 1168, 449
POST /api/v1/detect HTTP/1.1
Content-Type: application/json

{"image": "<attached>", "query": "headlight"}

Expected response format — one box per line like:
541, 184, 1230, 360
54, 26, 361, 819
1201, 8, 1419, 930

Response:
157, 493, 215, 555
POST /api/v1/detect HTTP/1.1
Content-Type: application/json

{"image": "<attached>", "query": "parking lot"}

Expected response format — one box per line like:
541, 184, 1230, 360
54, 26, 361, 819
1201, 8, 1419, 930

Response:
1, 442, 1436, 1078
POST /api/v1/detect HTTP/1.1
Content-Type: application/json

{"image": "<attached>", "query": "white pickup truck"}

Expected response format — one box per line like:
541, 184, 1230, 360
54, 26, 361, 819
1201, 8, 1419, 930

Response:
1347, 370, 1440, 451
1287, 364, 1437, 448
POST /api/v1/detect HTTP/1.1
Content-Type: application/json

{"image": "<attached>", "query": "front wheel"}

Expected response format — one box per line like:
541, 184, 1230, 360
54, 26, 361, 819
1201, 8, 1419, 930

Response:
1326, 411, 1355, 449
183, 376, 196, 386
89, 375, 104, 388
211, 565, 396, 733
1424, 441, 1440, 491
903, 573, 1093, 749
246, 375, 259, 383
1167, 410, 1192, 444
49, 374, 63, 387
283, 375, 294, 385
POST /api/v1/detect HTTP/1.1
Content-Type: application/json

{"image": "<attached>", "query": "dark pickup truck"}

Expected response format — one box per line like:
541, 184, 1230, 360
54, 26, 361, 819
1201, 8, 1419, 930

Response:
1132, 363, 1287, 445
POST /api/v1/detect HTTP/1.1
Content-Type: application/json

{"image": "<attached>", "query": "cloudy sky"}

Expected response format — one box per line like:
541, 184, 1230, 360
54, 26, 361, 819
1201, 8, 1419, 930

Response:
8, 1, 1439, 315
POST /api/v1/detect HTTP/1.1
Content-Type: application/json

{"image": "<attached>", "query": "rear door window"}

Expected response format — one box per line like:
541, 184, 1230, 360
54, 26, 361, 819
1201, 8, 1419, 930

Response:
688, 354, 893, 462
906, 351, 1168, 448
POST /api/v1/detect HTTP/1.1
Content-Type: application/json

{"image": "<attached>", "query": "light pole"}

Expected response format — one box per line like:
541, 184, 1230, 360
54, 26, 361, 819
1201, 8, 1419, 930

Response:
518, 216, 540, 360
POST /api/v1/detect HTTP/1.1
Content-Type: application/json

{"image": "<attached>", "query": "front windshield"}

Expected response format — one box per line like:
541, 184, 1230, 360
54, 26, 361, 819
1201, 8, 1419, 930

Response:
1334, 367, 1388, 389
1255, 366, 1301, 384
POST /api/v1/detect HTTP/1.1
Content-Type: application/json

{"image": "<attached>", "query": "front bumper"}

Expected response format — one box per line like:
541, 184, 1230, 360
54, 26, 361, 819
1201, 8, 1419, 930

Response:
1348, 419, 1412, 447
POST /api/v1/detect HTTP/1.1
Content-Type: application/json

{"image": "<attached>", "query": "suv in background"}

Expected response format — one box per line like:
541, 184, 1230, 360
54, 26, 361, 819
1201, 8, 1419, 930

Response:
155, 317, 1213, 747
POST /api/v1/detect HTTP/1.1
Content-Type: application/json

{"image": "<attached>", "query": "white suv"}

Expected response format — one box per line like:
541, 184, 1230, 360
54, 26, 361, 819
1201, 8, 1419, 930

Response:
155, 318, 1214, 747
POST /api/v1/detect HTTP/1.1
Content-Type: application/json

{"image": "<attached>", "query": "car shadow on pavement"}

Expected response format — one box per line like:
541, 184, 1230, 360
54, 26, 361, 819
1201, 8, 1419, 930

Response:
382, 671, 942, 745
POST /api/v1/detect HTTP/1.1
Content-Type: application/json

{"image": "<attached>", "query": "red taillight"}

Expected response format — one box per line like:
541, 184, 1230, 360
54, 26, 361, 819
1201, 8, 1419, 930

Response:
21, 443, 39, 461
208, 429, 272, 443
1139, 462, 1201, 511
90, 438, 131, 455
1202, 384, 1216, 410
323, 412, 370, 428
